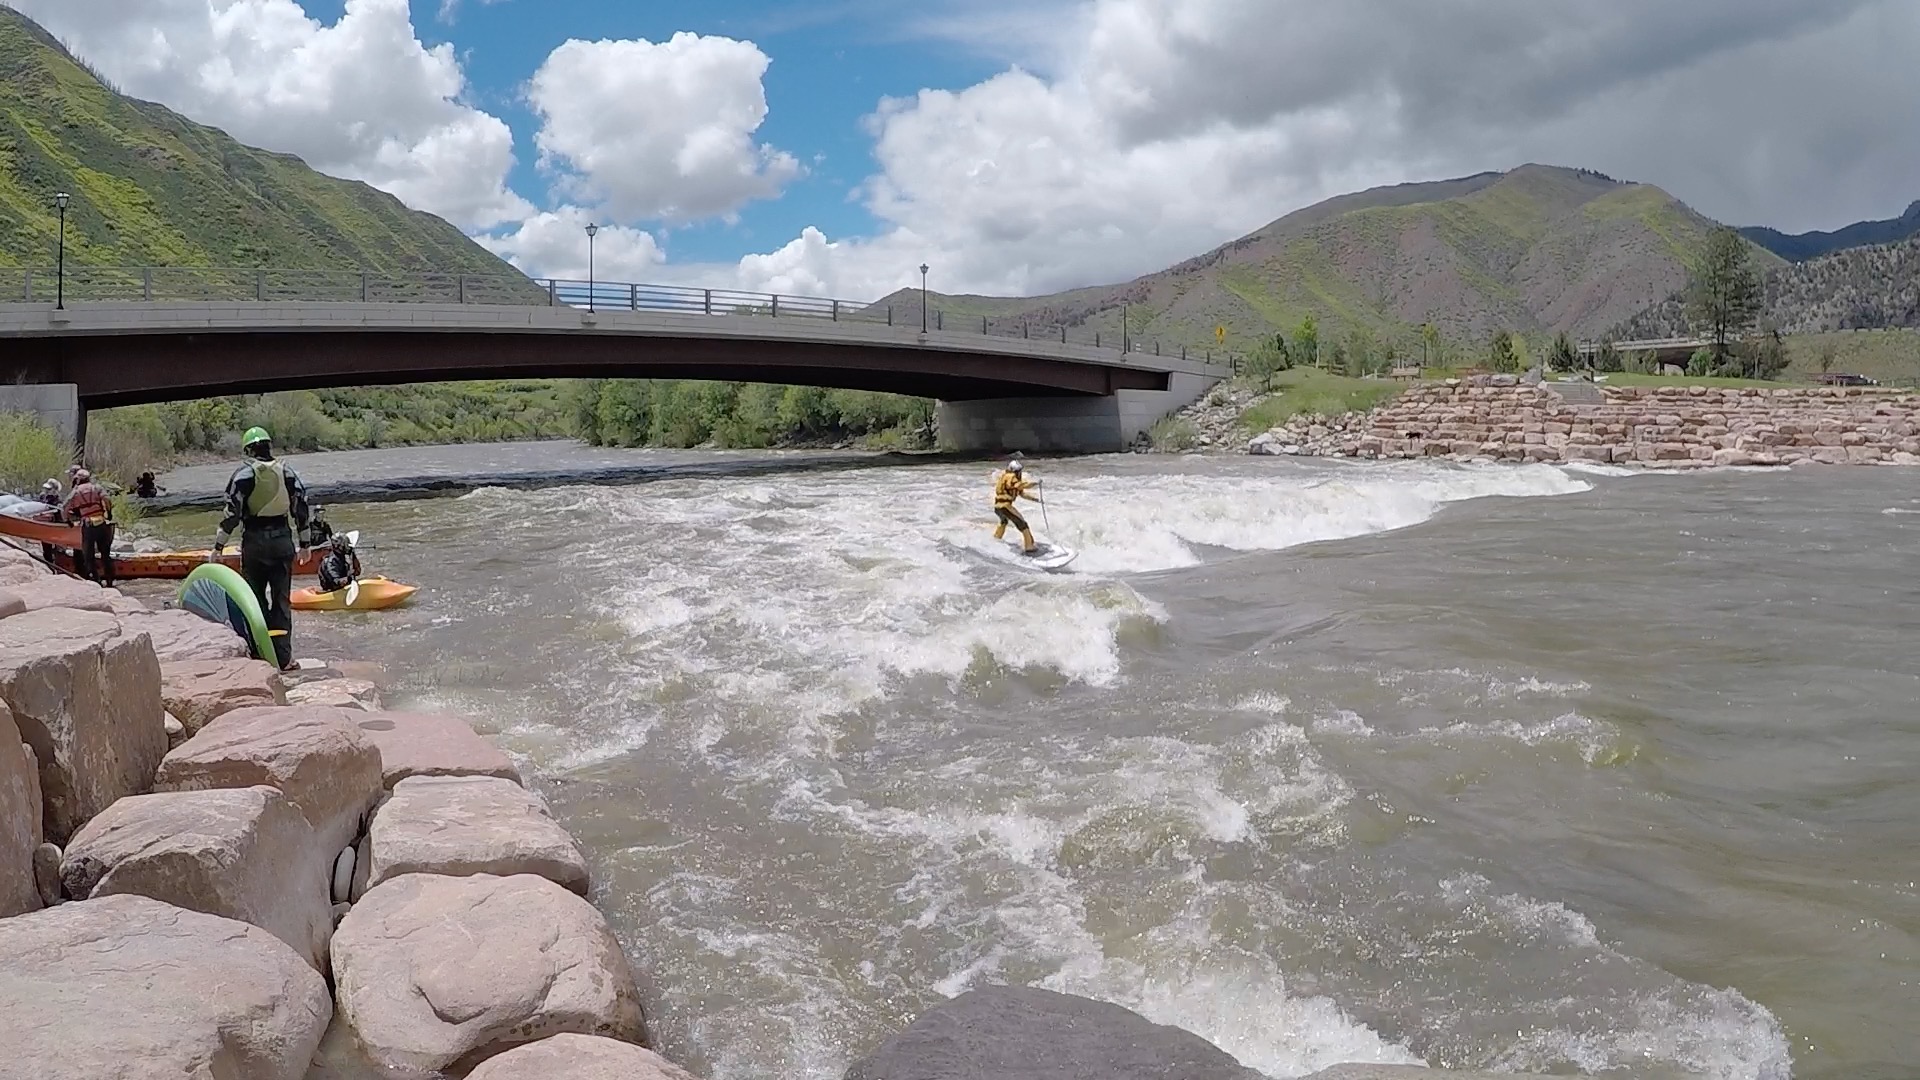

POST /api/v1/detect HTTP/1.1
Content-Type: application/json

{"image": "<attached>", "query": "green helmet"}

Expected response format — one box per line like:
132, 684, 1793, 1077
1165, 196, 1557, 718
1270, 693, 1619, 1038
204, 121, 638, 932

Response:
242, 427, 271, 448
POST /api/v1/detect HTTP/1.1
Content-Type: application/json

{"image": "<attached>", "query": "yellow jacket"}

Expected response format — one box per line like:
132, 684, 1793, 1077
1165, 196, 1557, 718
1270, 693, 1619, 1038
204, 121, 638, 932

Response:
993, 470, 1037, 509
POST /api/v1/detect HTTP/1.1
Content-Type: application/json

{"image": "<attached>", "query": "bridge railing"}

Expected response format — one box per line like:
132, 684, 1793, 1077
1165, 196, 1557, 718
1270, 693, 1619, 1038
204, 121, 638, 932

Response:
0, 266, 1240, 369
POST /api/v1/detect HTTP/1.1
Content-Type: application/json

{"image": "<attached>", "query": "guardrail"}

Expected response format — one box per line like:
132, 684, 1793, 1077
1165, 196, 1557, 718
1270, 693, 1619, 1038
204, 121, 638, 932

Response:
0, 266, 1240, 369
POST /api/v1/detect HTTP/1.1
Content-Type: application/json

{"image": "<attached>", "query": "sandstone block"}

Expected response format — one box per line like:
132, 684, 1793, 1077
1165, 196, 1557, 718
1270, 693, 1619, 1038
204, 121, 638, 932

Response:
154, 705, 382, 858
0, 608, 166, 845
843, 986, 1264, 1080
33, 841, 62, 905
6, 577, 121, 614
61, 785, 335, 970
0, 590, 24, 620
0, 894, 330, 1080
1712, 449, 1756, 467
356, 712, 523, 789
466, 1035, 695, 1080
332, 873, 647, 1077
1846, 446, 1885, 464
118, 607, 248, 663
1, 704, 42, 916
287, 677, 383, 711
358, 775, 590, 899
161, 658, 287, 736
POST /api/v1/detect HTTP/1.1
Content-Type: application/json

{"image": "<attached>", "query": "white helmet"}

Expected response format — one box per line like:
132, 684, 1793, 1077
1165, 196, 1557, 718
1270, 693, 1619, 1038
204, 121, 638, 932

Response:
41, 479, 59, 490
1007, 460, 1023, 473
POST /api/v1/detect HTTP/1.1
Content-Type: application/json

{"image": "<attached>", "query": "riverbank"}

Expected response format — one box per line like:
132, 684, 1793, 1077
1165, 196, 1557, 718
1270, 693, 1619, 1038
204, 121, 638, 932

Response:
0, 532, 1632, 1078
143, 441, 978, 512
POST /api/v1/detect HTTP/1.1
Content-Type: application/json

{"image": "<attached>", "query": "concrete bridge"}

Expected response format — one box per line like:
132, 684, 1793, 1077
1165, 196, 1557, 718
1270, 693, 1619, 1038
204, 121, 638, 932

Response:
0, 267, 1231, 453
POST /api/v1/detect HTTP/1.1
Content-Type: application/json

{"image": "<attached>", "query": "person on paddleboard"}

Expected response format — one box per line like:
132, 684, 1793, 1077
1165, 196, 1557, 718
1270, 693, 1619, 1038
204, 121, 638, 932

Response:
60, 468, 116, 588
209, 427, 312, 671
317, 533, 362, 595
992, 460, 1044, 556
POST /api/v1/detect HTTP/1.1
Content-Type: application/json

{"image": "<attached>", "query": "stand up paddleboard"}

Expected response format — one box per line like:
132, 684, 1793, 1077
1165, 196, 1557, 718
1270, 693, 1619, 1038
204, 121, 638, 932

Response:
1004, 539, 1078, 571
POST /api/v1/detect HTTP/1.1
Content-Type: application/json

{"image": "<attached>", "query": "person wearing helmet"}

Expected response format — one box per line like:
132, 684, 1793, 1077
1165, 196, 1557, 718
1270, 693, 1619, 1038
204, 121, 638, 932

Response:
991, 459, 1043, 555
316, 533, 362, 595
60, 467, 116, 587
210, 427, 312, 670
307, 505, 335, 547
37, 478, 61, 506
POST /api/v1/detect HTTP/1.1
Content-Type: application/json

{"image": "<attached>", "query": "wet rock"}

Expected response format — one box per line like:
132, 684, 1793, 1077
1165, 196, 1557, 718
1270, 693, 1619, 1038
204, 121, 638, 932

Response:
467, 1035, 696, 1080
154, 705, 382, 857
287, 677, 383, 711
356, 711, 523, 790
161, 658, 287, 736
332, 872, 647, 1077
0, 608, 166, 845
33, 841, 63, 905
1, 703, 42, 916
118, 607, 249, 663
842, 985, 1264, 1080
357, 775, 590, 899
61, 785, 335, 971
0, 894, 330, 1080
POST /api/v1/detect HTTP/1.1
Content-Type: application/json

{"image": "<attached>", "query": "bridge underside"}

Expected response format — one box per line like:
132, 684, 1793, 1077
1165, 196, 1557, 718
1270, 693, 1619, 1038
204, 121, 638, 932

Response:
4, 330, 1168, 409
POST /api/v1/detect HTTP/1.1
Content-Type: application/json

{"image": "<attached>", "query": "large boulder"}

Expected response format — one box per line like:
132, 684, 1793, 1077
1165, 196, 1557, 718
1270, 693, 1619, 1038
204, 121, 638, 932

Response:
0, 589, 25, 620
332, 873, 647, 1077
153, 705, 382, 857
60, 785, 335, 971
356, 711, 523, 789
287, 677, 383, 711
1, 704, 42, 916
356, 775, 591, 899
842, 986, 1265, 1080
0, 608, 166, 845
6, 576, 123, 614
0, 894, 331, 1080
119, 607, 249, 663
466, 1035, 695, 1080
161, 658, 287, 736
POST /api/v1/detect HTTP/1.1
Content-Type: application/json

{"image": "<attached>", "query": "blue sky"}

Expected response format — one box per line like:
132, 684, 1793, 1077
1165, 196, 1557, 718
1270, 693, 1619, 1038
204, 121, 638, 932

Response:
19, 1, 1920, 301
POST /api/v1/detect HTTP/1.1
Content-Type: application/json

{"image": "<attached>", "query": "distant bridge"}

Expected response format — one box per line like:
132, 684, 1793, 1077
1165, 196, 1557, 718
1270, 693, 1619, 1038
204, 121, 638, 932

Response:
1580, 337, 1711, 366
0, 267, 1230, 453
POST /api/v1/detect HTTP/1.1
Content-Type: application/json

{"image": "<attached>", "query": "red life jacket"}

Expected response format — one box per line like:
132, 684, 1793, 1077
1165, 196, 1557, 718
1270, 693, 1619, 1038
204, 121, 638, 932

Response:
65, 484, 111, 526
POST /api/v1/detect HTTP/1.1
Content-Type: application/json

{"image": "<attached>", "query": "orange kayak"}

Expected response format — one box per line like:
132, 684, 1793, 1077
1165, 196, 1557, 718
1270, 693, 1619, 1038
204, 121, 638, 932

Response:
49, 546, 326, 581
291, 577, 417, 612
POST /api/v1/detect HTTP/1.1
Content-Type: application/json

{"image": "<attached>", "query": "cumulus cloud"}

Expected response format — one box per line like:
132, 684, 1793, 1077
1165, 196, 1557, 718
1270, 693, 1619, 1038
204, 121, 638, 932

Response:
712, 0, 1920, 299
527, 33, 802, 223
11, 0, 532, 230
477, 207, 666, 282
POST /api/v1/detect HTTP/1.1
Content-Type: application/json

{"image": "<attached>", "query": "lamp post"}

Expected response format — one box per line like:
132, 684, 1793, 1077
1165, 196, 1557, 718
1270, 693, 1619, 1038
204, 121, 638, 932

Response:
919, 263, 929, 333
584, 223, 600, 313
54, 191, 70, 310
1121, 301, 1129, 353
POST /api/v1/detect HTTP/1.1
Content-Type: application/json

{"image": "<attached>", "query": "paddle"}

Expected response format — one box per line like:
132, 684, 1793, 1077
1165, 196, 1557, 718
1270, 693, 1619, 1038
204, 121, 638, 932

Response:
341, 531, 362, 606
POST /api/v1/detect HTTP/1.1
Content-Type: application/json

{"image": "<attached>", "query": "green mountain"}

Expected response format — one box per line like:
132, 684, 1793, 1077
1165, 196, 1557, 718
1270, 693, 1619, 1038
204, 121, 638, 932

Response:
0, 5, 522, 278
1619, 234, 1920, 339
876, 164, 1779, 360
1740, 200, 1920, 263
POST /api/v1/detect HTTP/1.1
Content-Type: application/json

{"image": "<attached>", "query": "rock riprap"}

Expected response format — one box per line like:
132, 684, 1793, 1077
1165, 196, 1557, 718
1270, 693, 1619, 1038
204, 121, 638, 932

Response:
355, 774, 591, 898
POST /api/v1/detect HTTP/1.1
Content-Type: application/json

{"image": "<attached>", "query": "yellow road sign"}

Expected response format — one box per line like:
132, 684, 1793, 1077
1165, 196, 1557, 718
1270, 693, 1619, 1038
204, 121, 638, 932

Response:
1215, 325, 1226, 343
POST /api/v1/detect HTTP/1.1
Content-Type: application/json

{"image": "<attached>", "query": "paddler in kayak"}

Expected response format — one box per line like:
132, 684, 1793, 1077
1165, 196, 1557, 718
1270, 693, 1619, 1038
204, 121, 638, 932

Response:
209, 427, 312, 671
316, 533, 361, 595
60, 469, 116, 588
991, 460, 1043, 556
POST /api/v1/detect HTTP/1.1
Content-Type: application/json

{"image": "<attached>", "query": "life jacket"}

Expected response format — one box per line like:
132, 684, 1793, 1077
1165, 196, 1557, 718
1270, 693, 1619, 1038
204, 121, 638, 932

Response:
65, 483, 111, 526
243, 459, 292, 523
993, 470, 1027, 509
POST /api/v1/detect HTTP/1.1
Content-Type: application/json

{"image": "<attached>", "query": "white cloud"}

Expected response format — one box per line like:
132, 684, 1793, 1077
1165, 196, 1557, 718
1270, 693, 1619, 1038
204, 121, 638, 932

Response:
478, 206, 666, 282
11, 0, 532, 230
526, 33, 802, 223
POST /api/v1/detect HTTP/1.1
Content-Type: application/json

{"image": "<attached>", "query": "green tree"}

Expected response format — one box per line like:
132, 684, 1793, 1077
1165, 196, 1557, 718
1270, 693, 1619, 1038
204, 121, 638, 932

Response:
1420, 322, 1442, 369
1593, 338, 1624, 373
1246, 332, 1291, 390
1548, 331, 1580, 373
1489, 330, 1521, 374
1686, 227, 1762, 367
1816, 341, 1839, 374
1294, 315, 1320, 370
1327, 339, 1350, 377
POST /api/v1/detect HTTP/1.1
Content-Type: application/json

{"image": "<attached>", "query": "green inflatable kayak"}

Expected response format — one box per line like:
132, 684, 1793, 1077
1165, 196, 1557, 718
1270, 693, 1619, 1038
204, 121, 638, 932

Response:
177, 563, 276, 663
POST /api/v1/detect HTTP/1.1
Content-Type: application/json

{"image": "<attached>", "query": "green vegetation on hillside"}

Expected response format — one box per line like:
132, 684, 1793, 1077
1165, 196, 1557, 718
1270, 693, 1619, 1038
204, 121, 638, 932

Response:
0, 7, 528, 280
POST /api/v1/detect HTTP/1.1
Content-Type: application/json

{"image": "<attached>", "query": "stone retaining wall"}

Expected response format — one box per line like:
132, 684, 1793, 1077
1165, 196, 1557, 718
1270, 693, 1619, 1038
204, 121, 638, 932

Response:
1255, 380, 1920, 468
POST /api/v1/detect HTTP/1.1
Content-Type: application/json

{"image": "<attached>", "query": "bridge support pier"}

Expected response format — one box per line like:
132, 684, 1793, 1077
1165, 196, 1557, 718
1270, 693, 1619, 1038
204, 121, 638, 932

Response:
0, 383, 83, 455
937, 372, 1219, 454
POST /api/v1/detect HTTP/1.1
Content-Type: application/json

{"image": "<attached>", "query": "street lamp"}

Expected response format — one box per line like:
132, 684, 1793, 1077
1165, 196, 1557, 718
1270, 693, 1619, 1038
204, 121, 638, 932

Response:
584, 223, 600, 313
919, 263, 929, 333
53, 191, 70, 310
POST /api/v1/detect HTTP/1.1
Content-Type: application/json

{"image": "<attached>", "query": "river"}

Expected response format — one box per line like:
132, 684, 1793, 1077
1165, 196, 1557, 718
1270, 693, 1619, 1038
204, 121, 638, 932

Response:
147, 449, 1918, 1080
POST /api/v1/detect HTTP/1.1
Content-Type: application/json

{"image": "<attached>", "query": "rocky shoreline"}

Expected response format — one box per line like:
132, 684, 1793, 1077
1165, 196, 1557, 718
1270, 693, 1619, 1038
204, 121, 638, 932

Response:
0, 538, 1688, 1079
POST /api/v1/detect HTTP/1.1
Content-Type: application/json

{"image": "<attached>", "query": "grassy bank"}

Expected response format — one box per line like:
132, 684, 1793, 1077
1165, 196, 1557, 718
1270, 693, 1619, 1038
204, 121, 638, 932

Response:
1236, 369, 1405, 433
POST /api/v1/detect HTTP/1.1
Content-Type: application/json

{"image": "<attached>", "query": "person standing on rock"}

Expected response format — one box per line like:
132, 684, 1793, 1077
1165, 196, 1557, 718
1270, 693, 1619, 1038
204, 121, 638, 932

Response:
60, 468, 116, 588
209, 427, 312, 671
992, 460, 1043, 555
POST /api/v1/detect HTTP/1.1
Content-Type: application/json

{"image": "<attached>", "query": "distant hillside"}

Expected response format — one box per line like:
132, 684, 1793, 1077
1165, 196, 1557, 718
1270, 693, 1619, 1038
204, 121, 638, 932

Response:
1741, 201, 1920, 262
1618, 235, 1920, 340
872, 164, 1772, 359
0, 5, 525, 278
